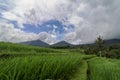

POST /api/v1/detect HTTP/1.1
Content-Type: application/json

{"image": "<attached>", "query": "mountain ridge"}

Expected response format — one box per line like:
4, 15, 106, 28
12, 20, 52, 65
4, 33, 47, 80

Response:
20, 39, 120, 47
20, 40, 49, 47
51, 41, 73, 47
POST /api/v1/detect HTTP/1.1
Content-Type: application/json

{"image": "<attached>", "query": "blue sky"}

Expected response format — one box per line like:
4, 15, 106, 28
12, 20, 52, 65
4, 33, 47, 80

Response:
22, 20, 74, 40
23, 20, 66, 34
8, 19, 74, 40
0, 0, 120, 44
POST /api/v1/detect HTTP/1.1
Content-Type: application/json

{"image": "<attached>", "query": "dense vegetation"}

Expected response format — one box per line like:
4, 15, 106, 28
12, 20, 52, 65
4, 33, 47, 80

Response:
88, 57, 120, 80
0, 41, 120, 80
0, 42, 59, 57
84, 36, 120, 59
0, 42, 85, 80
0, 55, 84, 80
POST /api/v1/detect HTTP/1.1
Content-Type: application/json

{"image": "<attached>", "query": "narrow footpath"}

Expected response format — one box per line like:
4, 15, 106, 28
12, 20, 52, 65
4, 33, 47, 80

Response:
70, 57, 94, 80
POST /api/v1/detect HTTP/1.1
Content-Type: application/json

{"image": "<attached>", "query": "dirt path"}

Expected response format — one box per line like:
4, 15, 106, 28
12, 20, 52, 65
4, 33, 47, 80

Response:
70, 56, 95, 80
86, 60, 90, 80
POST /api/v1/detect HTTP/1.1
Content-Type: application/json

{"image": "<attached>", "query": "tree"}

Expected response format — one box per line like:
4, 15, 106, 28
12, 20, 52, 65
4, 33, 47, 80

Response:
95, 36, 105, 57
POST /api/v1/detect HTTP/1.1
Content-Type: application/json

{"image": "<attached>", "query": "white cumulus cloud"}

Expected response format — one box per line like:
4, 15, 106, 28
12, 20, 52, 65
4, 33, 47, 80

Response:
0, 0, 120, 44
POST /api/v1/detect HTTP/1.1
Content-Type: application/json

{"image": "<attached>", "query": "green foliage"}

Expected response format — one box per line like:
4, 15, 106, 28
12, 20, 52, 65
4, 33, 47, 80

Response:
50, 46, 71, 49
88, 57, 120, 80
106, 49, 120, 59
0, 41, 120, 80
84, 36, 105, 56
70, 61, 88, 80
109, 44, 120, 50
0, 54, 84, 80
84, 47, 97, 55
95, 36, 106, 57
0, 42, 59, 55
0, 42, 87, 80
95, 36, 104, 49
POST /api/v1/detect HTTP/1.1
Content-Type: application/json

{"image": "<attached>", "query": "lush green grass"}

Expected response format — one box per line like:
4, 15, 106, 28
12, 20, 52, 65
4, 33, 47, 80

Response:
0, 42, 59, 54
0, 42, 61, 59
70, 60, 88, 80
0, 42, 87, 80
0, 54, 84, 80
0, 42, 120, 80
88, 57, 120, 80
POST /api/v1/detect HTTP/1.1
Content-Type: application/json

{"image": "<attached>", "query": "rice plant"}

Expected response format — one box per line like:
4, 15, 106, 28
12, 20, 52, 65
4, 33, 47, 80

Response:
0, 54, 84, 80
88, 57, 120, 80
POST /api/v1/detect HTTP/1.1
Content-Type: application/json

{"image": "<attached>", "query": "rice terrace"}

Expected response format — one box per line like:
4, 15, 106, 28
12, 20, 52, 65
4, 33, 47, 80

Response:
0, 0, 120, 80
0, 38, 120, 80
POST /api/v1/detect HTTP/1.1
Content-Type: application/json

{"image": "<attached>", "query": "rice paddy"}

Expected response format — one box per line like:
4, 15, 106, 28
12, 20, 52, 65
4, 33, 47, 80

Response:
0, 42, 120, 80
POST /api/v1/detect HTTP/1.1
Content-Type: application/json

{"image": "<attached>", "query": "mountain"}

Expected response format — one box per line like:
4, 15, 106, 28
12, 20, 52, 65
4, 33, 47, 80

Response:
20, 40, 49, 47
104, 39, 120, 45
74, 39, 120, 47
51, 41, 73, 47
20, 39, 120, 48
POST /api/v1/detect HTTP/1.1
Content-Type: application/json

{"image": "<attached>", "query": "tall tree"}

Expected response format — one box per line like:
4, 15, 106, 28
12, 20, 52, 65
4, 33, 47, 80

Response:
95, 36, 105, 57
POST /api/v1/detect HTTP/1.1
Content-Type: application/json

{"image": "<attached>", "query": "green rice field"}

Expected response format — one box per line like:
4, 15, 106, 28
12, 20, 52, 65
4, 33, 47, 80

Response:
0, 42, 120, 80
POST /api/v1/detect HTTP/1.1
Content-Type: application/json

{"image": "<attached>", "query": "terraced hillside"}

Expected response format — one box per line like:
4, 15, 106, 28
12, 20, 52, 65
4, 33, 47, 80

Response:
0, 42, 120, 80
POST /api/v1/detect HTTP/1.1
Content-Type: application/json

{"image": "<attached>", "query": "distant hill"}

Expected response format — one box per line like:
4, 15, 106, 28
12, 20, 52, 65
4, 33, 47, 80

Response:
51, 41, 73, 47
104, 39, 120, 45
20, 40, 49, 47
20, 39, 120, 48
74, 39, 120, 47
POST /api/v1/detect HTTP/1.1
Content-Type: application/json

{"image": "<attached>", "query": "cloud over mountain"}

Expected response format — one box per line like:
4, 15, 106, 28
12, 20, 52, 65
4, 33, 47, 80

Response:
0, 0, 120, 44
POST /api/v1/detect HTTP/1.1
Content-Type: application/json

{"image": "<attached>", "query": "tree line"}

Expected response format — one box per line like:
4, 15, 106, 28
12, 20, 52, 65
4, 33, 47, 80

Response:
84, 36, 120, 59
